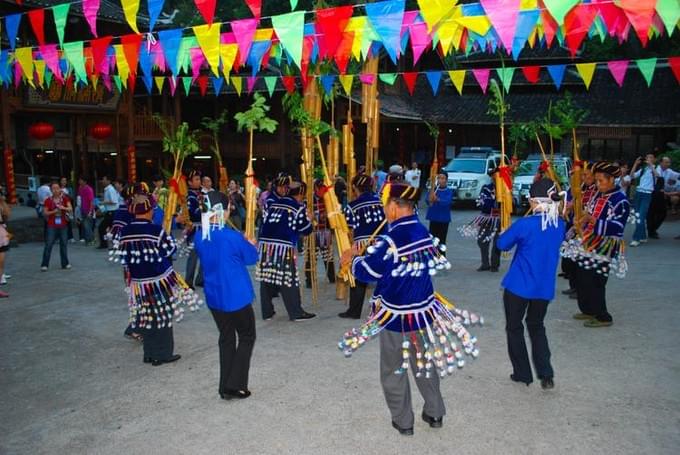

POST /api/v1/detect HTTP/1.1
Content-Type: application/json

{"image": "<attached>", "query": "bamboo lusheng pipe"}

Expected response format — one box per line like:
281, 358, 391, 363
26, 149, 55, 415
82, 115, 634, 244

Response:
534, 132, 563, 193
244, 127, 257, 240
316, 135, 355, 287
570, 128, 584, 236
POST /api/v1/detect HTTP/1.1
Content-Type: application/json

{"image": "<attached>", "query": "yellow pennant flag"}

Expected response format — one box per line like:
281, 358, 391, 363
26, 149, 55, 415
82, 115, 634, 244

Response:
528, 28, 538, 48
448, 70, 466, 95
339, 74, 354, 96
437, 21, 462, 55
232, 76, 243, 96
154, 76, 165, 93
417, 0, 457, 32
121, 0, 140, 34
520, 0, 538, 8
455, 16, 492, 36
90, 74, 99, 89
576, 63, 597, 89
193, 23, 221, 77
34, 60, 46, 87
114, 44, 131, 84
220, 43, 239, 81
254, 28, 274, 41
15, 48, 35, 87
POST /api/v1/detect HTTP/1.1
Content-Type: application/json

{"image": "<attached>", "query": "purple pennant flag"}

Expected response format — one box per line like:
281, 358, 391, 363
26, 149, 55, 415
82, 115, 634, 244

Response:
366, 0, 406, 64
5, 14, 21, 50
547, 64, 566, 90
424, 71, 442, 95
158, 29, 183, 76
148, 0, 165, 32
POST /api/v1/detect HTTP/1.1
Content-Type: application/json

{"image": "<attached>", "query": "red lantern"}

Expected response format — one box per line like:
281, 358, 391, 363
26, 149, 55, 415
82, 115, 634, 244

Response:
90, 123, 112, 141
28, 122, 55, 141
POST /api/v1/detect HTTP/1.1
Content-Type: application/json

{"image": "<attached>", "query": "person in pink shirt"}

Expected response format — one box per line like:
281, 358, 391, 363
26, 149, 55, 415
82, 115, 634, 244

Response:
77, 176, 95, 244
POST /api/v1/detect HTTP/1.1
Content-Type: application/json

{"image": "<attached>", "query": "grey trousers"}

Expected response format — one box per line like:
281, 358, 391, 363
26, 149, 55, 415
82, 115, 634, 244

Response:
185, 249, 199, 287
380, 330, 446, 428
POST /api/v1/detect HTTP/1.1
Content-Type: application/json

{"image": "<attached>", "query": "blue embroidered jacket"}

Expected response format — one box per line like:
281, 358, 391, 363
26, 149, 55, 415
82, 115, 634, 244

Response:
586, 187, 630, 239
344, 191, 386, 244
259, 196, 313, 245
351, 214, 449, 332
187, 189, 202, 223
118, 219, 177, 280
477, 183, 497, 214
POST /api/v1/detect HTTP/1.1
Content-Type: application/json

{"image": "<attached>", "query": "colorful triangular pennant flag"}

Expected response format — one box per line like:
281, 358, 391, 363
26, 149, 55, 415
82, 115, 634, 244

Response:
448, 70, 466, 94
607, 60, 629, 87
547, 64, 566, 90
424, 71, 442, 95
636, 58, 657, 87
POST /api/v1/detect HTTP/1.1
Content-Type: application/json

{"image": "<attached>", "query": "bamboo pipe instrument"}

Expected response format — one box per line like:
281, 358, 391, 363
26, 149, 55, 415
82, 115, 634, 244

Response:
244, 128, 257, 239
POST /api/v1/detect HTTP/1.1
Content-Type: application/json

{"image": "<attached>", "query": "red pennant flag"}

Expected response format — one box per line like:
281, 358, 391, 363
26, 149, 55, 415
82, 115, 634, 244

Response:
521, 65, 540, 84
620, 0, 656, 47
402, 72, 418, 95
244, 0, 262, 18
91, 36, 112, 75
197, 75, 209, 96
282, 75, 296, 93
564, 4, 598, 57
195, 0, 217, 25
541, 9, 558, 48
84, 47, 95, 76
669, 57, 680, 84
128, 74, 137, 93
27, 9, 46, 46
121, 34, 143, 76
300, 35, 315, 85
334, 32, 354, 74
315, 6, 354, 60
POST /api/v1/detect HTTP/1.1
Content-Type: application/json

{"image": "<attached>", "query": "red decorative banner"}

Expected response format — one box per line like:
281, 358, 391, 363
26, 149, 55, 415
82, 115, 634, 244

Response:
3, 148, 17, 204
127, 145, 137, 183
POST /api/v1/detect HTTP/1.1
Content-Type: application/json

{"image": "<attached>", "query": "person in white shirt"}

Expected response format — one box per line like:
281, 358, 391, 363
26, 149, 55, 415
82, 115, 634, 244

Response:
647, 156, 680, 238
36, 179, 52, 214
629, 154, 658, 246
404, 162, 421, 189
97, 176, 123, 249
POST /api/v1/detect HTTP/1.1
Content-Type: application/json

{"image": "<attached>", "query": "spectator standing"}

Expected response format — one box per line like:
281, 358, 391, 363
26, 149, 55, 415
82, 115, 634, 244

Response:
373, 161, 388, 192
426, 173, 453, 255
98, 176, 123, 249
405, 162, 422, 189
60, 177, 76, 243
647, 157, 679, 239
41, 182, 72, 271
77, 177, 95, 245
0, 187, 11, 298
228, 179, 246, 230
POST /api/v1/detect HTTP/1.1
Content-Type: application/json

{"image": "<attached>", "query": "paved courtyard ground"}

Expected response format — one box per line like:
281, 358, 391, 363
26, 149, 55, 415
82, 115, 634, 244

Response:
1, 211, 679, 455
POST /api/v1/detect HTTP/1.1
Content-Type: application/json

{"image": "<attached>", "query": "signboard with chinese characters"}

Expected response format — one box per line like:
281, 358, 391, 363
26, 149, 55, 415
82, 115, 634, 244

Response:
25, 82, 120, 111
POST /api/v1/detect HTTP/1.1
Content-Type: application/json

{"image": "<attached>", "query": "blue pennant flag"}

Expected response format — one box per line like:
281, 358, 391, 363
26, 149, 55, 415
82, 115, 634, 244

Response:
139, 44, 153, 94
5, 14, 21, 51
425, 71, 442, 95
366, 0, 405, 64
512, 9, 540, 60
158, 28, 183, 76
148, 0, 165, 32
247, 41, 271, 77
212, 76, 223, 95
547, 64, 566, 90
319, 74, 336, 94
0, 50, 10, 85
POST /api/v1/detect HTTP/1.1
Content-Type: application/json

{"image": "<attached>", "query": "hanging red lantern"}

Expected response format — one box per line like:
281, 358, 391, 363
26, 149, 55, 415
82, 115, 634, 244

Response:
28, 122, 55, 141
90, 123, 112, 141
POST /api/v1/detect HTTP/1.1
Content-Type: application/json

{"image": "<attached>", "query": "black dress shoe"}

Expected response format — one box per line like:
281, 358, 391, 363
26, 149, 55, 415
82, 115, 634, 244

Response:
540, 377, 555, 390
338, 312, 360, 319
221, 389, 251, 400
561, 288, 577, 295
510, 374, 531, 386
558, 272, 567, 278
422, 412, 443, 428
476, 266, 491, 272
151, 354, 181, 366
569, 293, 578, 300
294, 311, 316, 321
391, 421, 414, 436
490, 267, 499, 272
263, 311, 276, 321
143, 357, 152, 364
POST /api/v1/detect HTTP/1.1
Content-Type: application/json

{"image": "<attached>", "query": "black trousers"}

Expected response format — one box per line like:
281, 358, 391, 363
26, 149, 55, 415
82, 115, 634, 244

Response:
305, 258, 336, 285
429, 221, 449, 256
98, 212, 113, 244
647, 191, 667, 236
561, 258, 577, 290
347, 281, 368, 318
478, 225, 500, 268
260, 281, 304, 320
142, 326, 174, 362
211, 306, 256, 393
503, 289, 554, 383
575, 266, 611, 322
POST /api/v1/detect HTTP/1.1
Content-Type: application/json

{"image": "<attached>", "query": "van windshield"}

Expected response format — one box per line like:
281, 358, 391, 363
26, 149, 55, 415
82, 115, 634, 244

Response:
517, 160, 569, 180
443, 159, 486, 174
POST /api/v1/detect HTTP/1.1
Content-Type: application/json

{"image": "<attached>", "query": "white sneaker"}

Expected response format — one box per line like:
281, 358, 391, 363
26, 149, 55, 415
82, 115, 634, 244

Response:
40, 266, 48, 272
629, 240, 640, 247
79, 239, 86, 243
64, 264, 72, 270
2, 274, 10, 280
0, 278, 6, 285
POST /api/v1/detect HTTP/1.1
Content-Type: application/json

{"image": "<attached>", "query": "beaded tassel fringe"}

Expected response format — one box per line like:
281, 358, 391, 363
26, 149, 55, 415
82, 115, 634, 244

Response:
458, 215, 500, 241
561, 235, 628, 278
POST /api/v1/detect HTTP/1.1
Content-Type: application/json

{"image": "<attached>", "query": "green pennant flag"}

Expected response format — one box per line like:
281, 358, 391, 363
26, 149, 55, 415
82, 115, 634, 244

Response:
113, 75, 123, 93
636, 58, 657, 87
264, 76, 277, 97
63, 41, 87, 84
182, 77, 192, 96
379, 73, 398, 85
593, 16, 607, 43
271, 11, 305, 69
290, 0, 299, 11
178, 37, 196, 74
52, 3, 70, 47
656, 0, 680, 37
45, 70, 54, 88
495, 67, 515, 93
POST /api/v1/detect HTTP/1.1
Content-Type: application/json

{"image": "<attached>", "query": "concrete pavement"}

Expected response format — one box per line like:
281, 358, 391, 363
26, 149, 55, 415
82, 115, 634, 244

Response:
1, 212, 679, 455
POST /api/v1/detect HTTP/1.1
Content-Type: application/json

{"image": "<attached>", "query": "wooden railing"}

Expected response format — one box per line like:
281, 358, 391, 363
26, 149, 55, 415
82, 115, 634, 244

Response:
133, 114, 172, 141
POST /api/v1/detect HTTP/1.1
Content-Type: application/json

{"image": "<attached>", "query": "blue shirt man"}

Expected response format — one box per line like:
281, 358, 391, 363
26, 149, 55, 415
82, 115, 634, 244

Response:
426, 174, 454, 255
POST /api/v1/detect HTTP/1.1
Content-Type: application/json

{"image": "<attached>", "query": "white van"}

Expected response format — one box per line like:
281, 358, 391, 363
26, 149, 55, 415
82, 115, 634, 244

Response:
440, 147, 501, 201
512, 154, 572, 210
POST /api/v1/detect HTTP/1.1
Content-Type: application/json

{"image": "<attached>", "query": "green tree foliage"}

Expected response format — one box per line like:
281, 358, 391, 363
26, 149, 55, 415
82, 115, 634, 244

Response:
201, 109, 229, 165
234, 93, 278, 134
154, 116, 200, 160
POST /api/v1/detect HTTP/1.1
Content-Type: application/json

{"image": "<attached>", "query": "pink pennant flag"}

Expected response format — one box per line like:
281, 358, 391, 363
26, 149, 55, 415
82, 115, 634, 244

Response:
102, 75, 112, 92
246, 76, 257, 93
231, 19, 259, 68
409, 19, 431, 65
83, 0, 100, 37
359, 74, 375, 85
480, 0, 521, 53
168, 76, 178, 96
607, 60, 629, 87
39, 44, 63, 82
472, 68, 491, 93
190, 48, 206, 81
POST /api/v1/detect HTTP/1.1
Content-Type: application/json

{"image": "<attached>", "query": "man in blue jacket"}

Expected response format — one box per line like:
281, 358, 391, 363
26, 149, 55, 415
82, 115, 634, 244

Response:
426, 173, 454, 255
194, 206, 259, 400
497, 178, 565, 390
